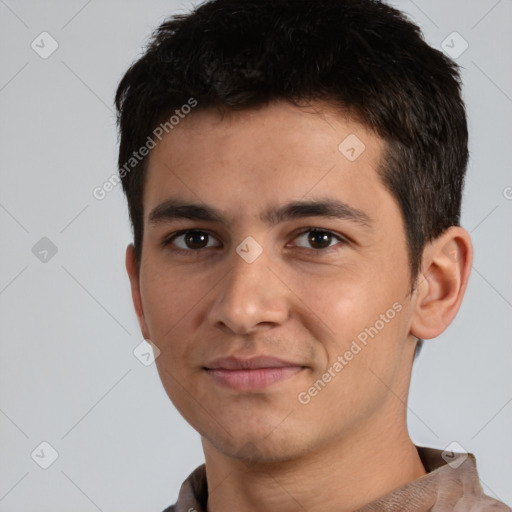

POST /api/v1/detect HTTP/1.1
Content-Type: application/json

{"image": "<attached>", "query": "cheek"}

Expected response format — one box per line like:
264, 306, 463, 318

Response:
144, 271, 204, 416
295, 263, 409, 368
139, 264, 225, 379
139, 267, 203, 367
291, 270, 381, 342
140, 261, 202, 326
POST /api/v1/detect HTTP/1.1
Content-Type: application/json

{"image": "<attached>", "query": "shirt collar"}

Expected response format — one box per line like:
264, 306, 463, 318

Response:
168, 445, 508, 512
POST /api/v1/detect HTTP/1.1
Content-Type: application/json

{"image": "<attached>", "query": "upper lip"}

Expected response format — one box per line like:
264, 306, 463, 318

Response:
205, 355, 304, 370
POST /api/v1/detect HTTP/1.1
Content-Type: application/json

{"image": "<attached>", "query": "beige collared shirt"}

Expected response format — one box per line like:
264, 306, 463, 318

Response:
162, 446, 511, 511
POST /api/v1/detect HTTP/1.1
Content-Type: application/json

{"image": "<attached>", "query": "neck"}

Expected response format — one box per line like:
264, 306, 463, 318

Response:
203, 418, 426, 512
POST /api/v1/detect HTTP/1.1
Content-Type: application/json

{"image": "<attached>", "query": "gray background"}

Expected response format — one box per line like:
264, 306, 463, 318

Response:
0, 0, 511, 510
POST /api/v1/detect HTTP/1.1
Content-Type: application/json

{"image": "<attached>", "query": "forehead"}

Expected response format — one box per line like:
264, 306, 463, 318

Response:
143, 99, 392, 226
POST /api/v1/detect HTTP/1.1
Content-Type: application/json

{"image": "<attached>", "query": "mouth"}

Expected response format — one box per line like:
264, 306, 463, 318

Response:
203, 355, 307, 391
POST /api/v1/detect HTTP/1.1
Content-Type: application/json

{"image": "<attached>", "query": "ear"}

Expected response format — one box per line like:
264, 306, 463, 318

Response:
410, 226, 473, 340
125, 244, 150, 340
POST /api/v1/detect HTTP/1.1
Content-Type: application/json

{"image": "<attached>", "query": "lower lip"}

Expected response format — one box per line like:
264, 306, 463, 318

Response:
206, 367, 305, 391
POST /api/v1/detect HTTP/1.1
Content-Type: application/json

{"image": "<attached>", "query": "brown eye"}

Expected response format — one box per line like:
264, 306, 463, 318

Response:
307, 230, 333, 249
294, 229, 342, 250
165, 230, 221, 251
183, 231, 209, 249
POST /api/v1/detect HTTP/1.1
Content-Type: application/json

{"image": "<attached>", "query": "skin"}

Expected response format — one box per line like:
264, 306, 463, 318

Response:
126, 99, 473, 512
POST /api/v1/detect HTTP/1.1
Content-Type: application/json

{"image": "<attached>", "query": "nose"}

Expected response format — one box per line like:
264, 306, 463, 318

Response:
207, 247, 290, 336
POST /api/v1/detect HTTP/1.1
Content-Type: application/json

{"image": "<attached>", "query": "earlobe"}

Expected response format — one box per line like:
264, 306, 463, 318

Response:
125, 244, 151, 339
410, 226, 473, 340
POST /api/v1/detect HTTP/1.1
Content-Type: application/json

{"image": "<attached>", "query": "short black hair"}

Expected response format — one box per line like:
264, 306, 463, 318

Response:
115, 0, 468, 287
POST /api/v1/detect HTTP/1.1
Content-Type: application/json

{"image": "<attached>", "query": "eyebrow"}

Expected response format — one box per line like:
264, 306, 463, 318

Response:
148, 198, 372, 228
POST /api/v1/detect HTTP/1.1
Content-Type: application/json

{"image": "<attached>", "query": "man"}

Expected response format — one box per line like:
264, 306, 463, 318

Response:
115, 0, 511, 510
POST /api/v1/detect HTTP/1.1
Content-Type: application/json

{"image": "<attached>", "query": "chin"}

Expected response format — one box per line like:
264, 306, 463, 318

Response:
203, 421, 316, 464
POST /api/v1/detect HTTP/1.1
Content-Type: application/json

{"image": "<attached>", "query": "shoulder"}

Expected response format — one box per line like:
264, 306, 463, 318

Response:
463, 496, 512, 511
159, 464, 207, 512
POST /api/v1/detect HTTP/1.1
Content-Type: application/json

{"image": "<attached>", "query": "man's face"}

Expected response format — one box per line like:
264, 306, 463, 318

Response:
128, 100, 419, 461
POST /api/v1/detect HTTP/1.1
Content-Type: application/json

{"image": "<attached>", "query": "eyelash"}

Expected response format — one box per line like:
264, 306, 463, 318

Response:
161, 227, 349, 256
